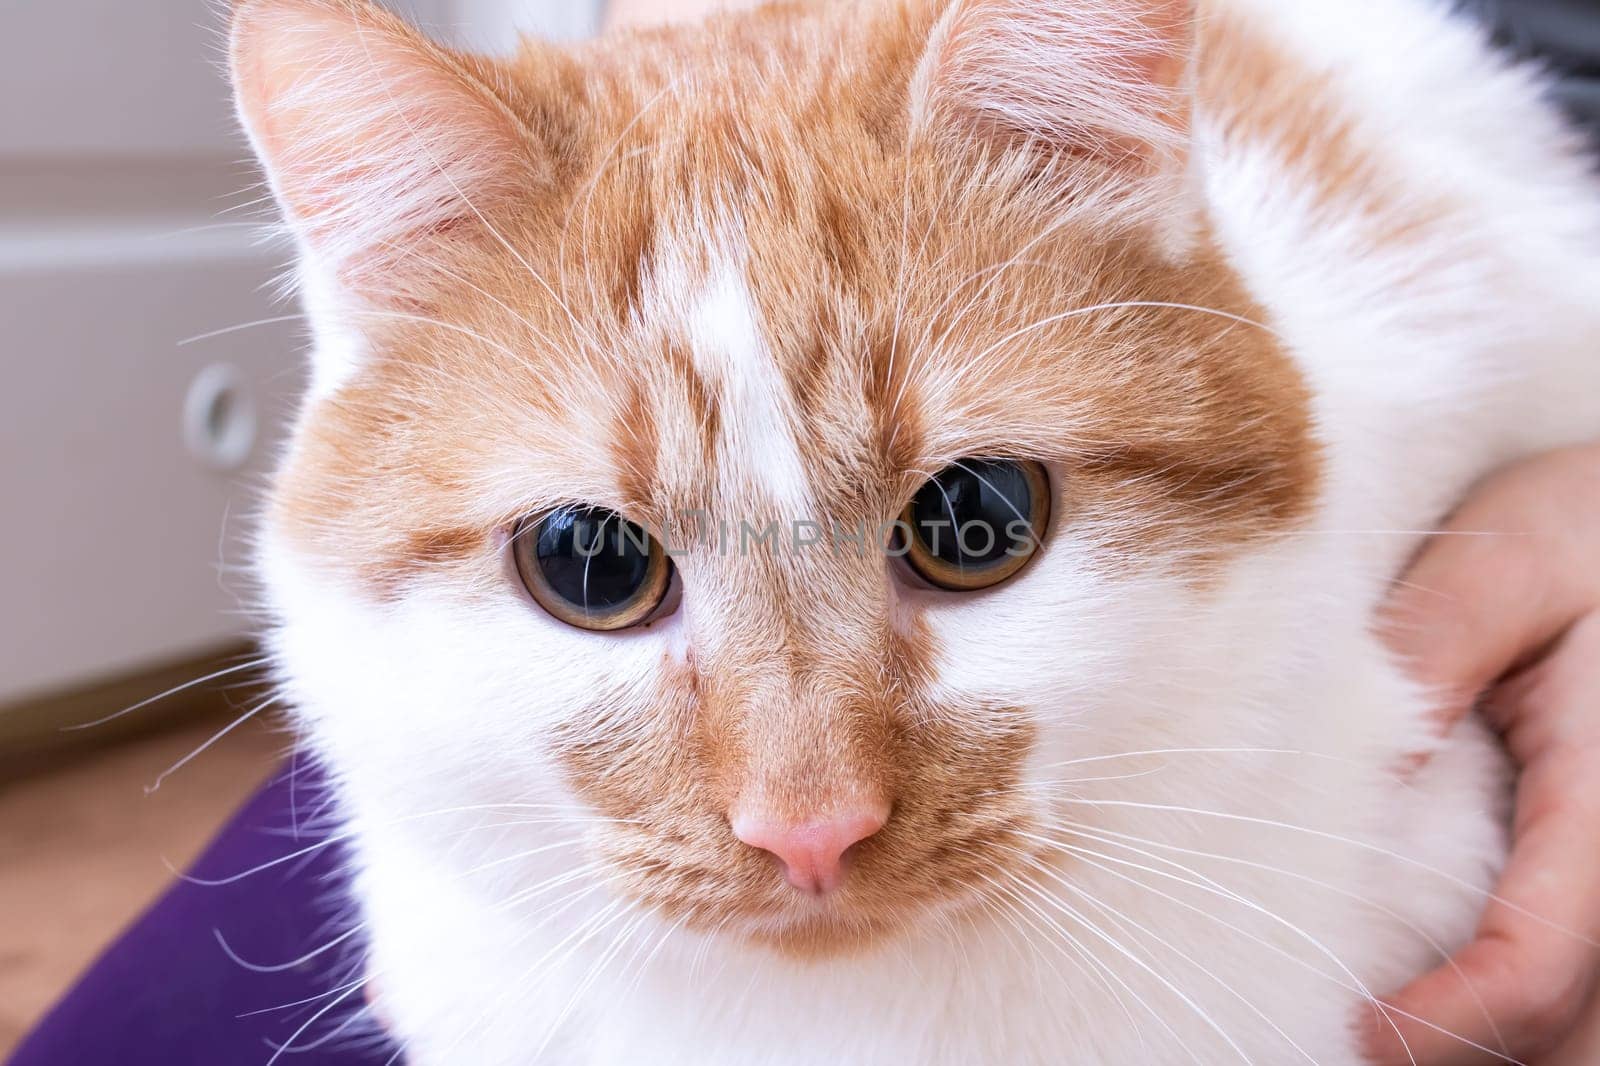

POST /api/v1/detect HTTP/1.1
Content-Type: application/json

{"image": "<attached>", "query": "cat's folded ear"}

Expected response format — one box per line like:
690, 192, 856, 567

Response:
911, 0, 1198, 238
230, 0, 545, 304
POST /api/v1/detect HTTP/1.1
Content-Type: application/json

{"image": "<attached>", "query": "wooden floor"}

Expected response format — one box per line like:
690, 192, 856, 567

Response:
0, 713, 283, 1056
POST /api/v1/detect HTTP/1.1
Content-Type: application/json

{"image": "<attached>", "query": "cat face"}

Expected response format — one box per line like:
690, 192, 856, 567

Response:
239, 0, 1317, 955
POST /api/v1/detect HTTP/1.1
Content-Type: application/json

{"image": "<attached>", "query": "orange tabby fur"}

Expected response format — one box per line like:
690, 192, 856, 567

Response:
251, 0, 1320, 954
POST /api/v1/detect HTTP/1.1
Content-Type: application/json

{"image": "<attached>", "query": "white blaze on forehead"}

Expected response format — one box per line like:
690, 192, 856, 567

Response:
681, 249, 813, 513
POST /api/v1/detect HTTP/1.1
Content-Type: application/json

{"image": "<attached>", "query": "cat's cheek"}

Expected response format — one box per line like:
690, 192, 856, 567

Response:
910, 532, 1185, 706
261, 528, 657, 803
909, 528, 1240, 820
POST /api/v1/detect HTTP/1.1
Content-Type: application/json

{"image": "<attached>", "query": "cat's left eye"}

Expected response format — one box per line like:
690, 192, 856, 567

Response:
512, 507, 673, 632
896, 460, 1051, 591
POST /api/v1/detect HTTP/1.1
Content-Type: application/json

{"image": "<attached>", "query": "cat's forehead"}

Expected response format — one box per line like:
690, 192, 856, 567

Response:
640, 231, 819, 516
279, 182, 1316, 593
270, 10, 1321, 590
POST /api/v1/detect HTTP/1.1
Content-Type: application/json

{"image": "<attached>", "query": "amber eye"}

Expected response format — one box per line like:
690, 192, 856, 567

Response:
897, 460, 1051, 591
512, 506, 672, 632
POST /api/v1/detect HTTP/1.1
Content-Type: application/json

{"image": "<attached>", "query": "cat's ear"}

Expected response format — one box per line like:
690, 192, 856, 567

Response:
230, 0, 543, 304
911, 0, 1197, 231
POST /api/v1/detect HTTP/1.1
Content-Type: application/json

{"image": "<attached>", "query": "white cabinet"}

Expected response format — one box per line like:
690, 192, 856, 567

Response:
0, 0, 604, 709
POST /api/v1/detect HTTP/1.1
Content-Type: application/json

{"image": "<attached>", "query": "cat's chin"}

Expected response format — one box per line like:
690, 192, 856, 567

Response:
627, 878, 1010, 963
715, 907, 954, 961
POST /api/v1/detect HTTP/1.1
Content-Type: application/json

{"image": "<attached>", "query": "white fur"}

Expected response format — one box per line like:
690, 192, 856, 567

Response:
682, 248, 815, 514
255, 0, 1600, 1062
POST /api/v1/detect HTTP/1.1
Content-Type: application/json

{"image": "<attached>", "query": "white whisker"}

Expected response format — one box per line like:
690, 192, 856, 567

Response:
215, 926, 363, 975
1007, 865, 1256, 1062
63, 657, 268, 731
1054, 796, 1599, 948
145, 695, 279, 795
1048, 816, 1511, 1059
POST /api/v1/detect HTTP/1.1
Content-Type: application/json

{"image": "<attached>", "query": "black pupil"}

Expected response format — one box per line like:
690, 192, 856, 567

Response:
908, 461, 1035, 572
535, 507, 654, 615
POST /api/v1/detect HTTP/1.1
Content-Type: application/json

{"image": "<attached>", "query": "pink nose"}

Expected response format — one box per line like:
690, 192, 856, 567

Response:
731, 806, 889, 896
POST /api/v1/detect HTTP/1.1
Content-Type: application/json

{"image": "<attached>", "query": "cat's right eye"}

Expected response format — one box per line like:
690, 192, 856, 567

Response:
512, 507, 673, 632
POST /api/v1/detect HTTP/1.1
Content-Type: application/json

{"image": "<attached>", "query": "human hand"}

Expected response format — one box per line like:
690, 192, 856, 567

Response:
1368, 444, 1600, 1064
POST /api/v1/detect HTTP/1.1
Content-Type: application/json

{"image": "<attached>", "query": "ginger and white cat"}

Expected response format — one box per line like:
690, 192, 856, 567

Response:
232, 0, 1600, 1061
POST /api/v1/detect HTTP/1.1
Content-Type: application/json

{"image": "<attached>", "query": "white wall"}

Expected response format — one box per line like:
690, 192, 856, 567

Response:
451, 0, 602, 50
0, 0, 605, 710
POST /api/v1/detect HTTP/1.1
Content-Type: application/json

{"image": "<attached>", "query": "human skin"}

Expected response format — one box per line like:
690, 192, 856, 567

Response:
1368, 445, 1600, 1065
602, 4, 1600, 1061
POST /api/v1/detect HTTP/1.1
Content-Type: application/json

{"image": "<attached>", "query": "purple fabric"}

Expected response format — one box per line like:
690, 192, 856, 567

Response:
8, 763, 396, 1066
